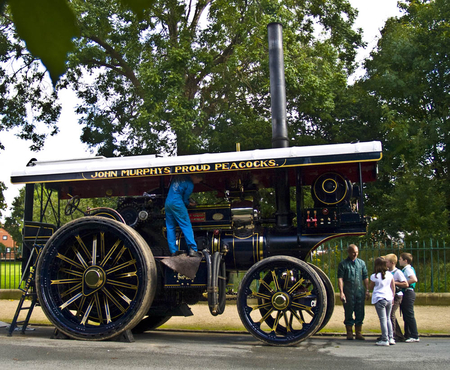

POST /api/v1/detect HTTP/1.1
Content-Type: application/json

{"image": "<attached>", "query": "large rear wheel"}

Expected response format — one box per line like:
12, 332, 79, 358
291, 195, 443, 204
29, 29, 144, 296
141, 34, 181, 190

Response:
36, 216, 156, 340
237, 256, 326, 346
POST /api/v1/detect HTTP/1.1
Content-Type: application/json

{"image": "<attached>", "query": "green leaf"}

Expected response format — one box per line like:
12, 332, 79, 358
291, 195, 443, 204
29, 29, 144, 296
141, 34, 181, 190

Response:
119, 0, 155, 19
9, 0, 79, 85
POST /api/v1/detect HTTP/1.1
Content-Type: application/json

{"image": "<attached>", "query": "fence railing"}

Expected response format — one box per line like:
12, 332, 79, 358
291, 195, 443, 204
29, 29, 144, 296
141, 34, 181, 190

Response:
1, 239, 449, 292
309, 239, 450, 293
0, 249, 22, 290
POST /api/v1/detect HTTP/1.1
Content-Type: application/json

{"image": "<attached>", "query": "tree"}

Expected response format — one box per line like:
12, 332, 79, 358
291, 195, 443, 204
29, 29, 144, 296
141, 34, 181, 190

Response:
1, 0, 364, 157
63, 0, 363, 156
359, 0, 450, 240
0, 181, 6, 218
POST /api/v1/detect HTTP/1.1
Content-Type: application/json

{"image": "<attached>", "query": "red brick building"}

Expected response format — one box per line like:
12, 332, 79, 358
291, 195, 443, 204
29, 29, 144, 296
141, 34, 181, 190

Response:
0, 227, 17, 260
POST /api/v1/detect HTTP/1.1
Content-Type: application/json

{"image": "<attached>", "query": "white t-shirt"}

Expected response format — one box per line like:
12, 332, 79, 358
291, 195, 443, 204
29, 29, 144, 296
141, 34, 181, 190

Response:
370, 272, 394, 304
391, 267, 407, 296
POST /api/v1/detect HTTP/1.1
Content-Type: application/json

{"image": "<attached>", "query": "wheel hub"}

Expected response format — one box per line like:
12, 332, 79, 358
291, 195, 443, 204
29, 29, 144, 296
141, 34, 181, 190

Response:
85, 267, 105, 288
272, 292, 290, 310
82, 266, 107, 296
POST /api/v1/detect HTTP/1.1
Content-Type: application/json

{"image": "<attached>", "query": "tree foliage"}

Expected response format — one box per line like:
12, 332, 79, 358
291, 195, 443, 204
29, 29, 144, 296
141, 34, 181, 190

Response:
57, 0, 363, 156
360, 0, 450, 240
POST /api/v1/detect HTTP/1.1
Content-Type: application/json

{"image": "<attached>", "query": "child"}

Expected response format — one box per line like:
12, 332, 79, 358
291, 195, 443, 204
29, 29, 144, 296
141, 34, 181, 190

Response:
399, 252, 419, 342
385, 254, 408, 342
369, 257, 396, 346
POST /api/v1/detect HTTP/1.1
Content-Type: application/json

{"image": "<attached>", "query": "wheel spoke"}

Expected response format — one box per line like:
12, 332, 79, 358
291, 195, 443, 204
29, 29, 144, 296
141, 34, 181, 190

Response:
283, 311, 292, 332
105, 259, 137, 275
92, 235, 98, 265
100, 232, 105, 261
51, 278, 82, 285
107, 279, 138, 290
60, 283, 82, 298
99, 239, 122, 267
59, 292, 83, 310
272, 311, 283, 332
271, 270, 280, 291
287, 278, 305, 294
288, 308, 305, 325
75, 235, 92, 261
259, 278, 274, 294
111, 246, 127, 267
111, 287, 132, 305
252, 291, 271, 300
283, 270, 292, 290
102, 287, 126, 313
94, 293, 103, 324
251, 301, 272, 311
114, 271, 137, 279
103, 295, 112, 324
291, 302, 313, 311
80, 298, 95, 325
71, 245, 89, 269
59, 268, 83, 278
259, 307, 275, 323
56, 253, 84, 270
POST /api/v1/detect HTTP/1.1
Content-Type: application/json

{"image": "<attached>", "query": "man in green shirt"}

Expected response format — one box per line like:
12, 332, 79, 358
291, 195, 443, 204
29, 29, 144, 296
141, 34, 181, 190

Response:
338, 244, 370, 340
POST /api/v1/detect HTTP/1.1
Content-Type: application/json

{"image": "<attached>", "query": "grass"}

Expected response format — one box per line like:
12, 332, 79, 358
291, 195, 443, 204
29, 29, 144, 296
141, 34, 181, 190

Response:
0, 261, 22, 289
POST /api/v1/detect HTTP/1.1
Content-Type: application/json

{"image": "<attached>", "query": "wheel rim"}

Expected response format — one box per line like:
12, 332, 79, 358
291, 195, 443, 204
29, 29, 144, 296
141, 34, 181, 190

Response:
237, 256, 326, 346
308, 263, 335, 333
36, 217, 156, 340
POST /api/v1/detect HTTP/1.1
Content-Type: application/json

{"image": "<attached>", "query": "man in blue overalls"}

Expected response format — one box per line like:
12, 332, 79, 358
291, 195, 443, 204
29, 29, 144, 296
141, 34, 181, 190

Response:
165, 174, 203, 257
338, 244, 370, 340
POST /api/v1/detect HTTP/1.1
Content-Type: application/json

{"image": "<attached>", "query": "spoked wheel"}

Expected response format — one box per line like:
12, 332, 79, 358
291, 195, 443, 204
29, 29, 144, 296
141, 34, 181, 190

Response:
237, 256, 326, 346
308, 263, 335, 333
132, 315, 172, 334
36, 216, 157, 340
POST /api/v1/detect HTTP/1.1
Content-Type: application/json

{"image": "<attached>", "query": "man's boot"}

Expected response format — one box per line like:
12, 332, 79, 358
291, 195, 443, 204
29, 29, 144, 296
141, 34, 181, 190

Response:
345, 325, 353, 340
355, 325, 365, 340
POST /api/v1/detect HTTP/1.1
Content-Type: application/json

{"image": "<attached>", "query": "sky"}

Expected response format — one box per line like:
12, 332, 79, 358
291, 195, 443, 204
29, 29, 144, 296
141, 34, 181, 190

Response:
0, 0, 404, 221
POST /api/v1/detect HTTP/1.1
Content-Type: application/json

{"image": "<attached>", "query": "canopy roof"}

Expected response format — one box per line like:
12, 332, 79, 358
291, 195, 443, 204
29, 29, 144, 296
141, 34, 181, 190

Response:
11, 141, 382, 199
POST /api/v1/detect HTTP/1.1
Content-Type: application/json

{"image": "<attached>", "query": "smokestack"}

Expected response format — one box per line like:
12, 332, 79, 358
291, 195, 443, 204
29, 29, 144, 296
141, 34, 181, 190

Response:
268, 23, 291, 229
268, 23, 289, 149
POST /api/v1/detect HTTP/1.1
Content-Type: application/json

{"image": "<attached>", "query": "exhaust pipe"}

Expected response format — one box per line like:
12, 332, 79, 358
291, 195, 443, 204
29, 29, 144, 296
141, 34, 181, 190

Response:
268, 22, 289, 149
268, 23, 291, 228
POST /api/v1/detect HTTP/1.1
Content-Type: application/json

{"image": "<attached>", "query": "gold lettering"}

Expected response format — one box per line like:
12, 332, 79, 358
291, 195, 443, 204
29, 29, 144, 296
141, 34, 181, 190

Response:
239, 162, 246, 169
230, 162, 239, 170
215, 164, 222, 170
164, 167, 171, 174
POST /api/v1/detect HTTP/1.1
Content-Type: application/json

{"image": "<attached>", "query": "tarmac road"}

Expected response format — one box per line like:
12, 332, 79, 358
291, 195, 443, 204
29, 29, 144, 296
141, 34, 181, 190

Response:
2, 299, 449, 336
1, 326, 450, 370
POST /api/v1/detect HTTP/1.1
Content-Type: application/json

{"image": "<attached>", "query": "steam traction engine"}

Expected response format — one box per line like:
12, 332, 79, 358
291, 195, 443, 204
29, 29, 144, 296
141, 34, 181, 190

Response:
9, 24, 382, 346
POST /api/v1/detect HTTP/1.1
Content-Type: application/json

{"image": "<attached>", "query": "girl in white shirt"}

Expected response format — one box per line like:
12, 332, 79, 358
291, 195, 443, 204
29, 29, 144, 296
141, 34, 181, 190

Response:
369, 257, 396, 346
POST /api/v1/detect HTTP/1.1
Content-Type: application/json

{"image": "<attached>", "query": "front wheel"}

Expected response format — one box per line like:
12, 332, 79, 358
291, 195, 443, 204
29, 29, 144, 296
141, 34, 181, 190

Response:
36, 217, 157, 340
237, 256, 326, 346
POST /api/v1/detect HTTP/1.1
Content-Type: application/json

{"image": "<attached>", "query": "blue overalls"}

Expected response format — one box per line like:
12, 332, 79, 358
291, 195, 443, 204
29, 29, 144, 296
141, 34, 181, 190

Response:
165, 176, 198, 254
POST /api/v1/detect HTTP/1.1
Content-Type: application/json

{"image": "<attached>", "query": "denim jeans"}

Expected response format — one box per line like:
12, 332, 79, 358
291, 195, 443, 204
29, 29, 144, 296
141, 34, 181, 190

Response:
375, 298, 393, 342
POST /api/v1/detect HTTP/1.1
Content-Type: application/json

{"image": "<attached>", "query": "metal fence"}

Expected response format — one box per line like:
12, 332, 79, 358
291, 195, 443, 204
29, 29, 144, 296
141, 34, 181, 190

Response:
1, 239, 450, 292
0, 249, 22, 290
309, 239, 450, 293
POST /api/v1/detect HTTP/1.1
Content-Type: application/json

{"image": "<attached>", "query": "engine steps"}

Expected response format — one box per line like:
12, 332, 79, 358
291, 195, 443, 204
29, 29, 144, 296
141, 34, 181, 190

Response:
7, 245, 42, 337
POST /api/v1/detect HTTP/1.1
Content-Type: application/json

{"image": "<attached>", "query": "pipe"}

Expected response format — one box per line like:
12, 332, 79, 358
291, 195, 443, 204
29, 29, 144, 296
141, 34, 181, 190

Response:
268, 23, 291, 228
268, 22, 288, 149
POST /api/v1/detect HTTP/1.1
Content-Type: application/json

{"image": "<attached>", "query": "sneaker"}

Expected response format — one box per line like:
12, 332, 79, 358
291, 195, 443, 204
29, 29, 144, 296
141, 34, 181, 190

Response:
375, 340, 390, 346
405, 337, 420, 343
389, 338, 396, 345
